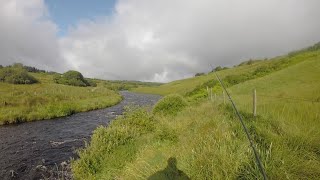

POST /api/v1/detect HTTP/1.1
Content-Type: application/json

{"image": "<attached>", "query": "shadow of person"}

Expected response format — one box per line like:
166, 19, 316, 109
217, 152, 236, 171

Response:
148, 157, 191, 180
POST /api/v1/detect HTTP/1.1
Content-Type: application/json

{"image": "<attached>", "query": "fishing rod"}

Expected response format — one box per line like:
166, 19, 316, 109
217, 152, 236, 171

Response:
214, 71, 268, 180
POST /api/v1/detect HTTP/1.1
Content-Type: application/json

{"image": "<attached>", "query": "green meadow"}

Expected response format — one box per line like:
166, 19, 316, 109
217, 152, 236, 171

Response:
0, 72, 122, 125
0, 64, 162, 125
73, 43, 320, 179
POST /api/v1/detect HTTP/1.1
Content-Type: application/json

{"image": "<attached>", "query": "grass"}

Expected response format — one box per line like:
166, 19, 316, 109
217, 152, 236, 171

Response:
0, 70, 161, 125
73, 44, 320, 179
101, 80, 162, 91
153, 94, 188, 116
72, 102, 253, 180
227, 56, 320, 179
0, 72, 122, 125
132, 49, 319, 96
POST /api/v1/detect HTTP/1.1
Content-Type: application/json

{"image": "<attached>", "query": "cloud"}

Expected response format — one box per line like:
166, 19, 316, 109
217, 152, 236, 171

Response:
61, 0, 320, 82
0, 0, 64, 71
1, 0, 320, 82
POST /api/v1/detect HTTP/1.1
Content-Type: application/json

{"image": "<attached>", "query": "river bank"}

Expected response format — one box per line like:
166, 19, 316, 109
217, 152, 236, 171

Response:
0, 91, 161, 179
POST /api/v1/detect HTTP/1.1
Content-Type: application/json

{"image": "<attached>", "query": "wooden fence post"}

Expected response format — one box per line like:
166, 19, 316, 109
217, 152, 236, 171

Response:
253, 89, 257, 117
207, 86, 209, 100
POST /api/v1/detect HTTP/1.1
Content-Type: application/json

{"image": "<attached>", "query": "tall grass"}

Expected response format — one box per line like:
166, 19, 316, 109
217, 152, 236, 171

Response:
226, 57, 320, 179
72, 107, 154, 179
153, 94, 188, 116
73, 101, 256, 180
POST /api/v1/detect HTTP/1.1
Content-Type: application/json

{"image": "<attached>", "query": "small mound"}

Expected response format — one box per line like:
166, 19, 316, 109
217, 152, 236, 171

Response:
0, 67, 37, 84
54, 70, 93, 87
153, 94, 187, 116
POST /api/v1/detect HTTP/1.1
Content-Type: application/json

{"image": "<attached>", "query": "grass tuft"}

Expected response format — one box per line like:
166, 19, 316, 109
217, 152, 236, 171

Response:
153, 94, 187, 116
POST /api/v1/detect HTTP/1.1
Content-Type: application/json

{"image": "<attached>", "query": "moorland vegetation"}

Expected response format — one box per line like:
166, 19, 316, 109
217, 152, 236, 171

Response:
73, 42, 320, 179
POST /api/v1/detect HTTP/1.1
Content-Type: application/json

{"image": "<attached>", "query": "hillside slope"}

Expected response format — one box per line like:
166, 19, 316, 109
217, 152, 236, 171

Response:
73, 45, 320, 179
133, 46, 320, 96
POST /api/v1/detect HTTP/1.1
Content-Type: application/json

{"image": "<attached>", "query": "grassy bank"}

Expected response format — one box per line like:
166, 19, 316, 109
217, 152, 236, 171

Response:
72, 101, 320, 179
0, 75, 122, 125
73, 43, 320, 179
0, 66, 162, 125
72, 102, 253, 179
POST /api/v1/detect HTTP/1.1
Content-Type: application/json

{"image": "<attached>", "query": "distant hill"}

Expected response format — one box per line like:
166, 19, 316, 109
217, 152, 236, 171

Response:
133, 42, 320, 97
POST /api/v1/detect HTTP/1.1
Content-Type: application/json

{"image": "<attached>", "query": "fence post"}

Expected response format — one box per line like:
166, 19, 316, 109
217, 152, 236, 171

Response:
253, 89, 257, 117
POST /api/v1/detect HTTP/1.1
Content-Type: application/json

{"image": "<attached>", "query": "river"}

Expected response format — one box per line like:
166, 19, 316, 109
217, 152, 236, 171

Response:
0, 91, 161, 180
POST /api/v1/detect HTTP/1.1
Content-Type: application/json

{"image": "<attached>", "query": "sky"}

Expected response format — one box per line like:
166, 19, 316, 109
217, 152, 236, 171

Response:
1, 0, 320, 82
45, 0, 116, 36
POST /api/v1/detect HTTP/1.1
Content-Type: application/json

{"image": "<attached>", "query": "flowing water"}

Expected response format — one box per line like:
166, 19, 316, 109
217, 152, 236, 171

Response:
0, 91, 161, 180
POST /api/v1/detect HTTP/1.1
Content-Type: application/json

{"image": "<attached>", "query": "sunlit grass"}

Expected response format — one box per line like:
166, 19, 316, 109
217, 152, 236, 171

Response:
226, 58, 320, 179
73, 48, 320, 179
132, 51, 319, 96
72, 102, 254, 180
0, 73, 122, 124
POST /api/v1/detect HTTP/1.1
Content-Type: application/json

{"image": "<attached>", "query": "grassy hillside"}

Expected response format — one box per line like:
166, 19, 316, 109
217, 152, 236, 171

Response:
132, 48, 319, 96
73, 44, 320, 179
227, 55, 320, 179
98, 80, 162, 91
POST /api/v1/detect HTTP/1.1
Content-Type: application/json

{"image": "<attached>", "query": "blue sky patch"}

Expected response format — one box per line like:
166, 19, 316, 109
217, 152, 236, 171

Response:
45, 0, 116, 36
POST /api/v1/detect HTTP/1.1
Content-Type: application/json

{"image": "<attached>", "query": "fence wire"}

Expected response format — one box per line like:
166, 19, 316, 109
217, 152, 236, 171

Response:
214, 72, 268, 180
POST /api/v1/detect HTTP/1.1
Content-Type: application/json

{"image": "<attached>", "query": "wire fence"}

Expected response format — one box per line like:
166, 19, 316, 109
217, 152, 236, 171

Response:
209, 72, 320, 180
214, 72, 268, 180
206, 91, 319, 104
206, 89, 320, 123
257, 94, 319, 103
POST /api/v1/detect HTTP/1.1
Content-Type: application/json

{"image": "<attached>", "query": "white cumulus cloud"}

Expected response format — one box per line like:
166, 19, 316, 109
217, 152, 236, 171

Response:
1, 0, 320, 82
0, 0, 65, 71
60, 0, 320, 82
